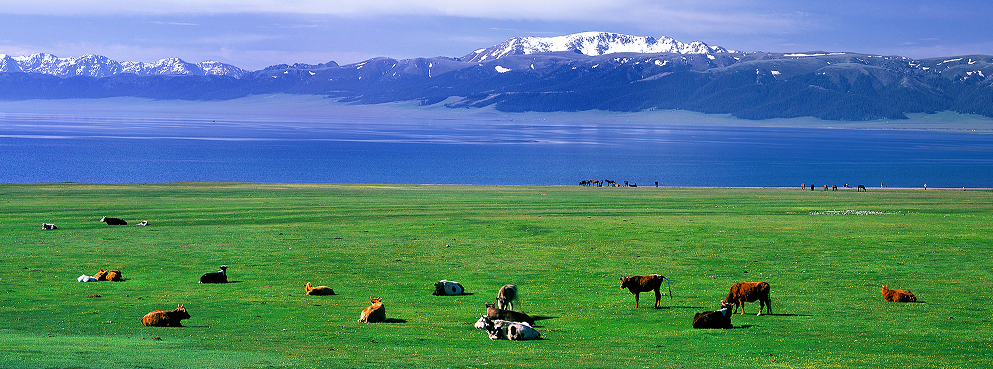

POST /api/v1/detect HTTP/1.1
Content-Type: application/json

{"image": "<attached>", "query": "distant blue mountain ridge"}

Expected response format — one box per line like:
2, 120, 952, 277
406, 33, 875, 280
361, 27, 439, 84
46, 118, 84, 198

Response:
1, 32, 992, 121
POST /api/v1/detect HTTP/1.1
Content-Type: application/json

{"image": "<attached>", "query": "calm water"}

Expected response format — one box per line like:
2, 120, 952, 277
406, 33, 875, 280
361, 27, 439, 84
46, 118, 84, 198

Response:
2, 116, 991, 187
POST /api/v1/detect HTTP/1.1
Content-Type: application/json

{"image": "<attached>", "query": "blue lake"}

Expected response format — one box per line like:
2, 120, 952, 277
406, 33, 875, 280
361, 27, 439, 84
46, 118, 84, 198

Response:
3, 113, 991, 188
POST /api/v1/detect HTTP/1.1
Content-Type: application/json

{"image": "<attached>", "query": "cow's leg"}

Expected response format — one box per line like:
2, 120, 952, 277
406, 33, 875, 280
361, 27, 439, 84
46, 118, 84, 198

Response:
634, 293, 640, 308
738, 299, 746, 315
653, 287, 662, 309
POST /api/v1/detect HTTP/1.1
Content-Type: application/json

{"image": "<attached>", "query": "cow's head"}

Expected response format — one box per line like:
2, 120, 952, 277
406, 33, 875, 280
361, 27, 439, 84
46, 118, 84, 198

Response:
370, 297, 383, 304
619, 276, 631, 289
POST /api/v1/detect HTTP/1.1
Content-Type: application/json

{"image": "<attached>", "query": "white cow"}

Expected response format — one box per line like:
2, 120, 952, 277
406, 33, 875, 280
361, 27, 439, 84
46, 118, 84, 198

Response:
77, 275, 97, 282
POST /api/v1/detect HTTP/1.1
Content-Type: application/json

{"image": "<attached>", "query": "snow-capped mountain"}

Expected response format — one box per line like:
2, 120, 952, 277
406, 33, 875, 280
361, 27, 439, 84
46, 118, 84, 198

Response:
0, 53, 248, 78
462, 32, 733, 63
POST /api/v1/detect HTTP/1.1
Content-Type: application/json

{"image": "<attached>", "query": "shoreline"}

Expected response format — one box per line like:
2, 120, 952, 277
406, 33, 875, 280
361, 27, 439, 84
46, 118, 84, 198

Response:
0, 94, 992, 133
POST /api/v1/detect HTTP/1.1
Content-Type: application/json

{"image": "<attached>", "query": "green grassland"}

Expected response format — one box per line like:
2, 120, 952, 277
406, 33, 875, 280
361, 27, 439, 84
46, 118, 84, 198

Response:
1, 183, 991, 368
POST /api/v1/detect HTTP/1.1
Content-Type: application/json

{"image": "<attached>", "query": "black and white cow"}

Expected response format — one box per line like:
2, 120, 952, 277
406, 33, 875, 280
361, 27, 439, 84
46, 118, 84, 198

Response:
42, 223, 57, 230
692, 301, 734, 329
199, 265, 228, 283
100, 216, 127, 225
433, 280, 465, 295
475, 316, 541, 340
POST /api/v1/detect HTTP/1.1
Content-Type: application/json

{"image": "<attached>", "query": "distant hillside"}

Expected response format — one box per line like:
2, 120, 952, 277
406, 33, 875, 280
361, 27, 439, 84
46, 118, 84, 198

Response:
1, 33, 992, 121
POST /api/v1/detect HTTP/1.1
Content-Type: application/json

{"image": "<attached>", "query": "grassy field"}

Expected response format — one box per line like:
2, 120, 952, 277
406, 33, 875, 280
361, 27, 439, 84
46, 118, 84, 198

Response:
1, 183, 991, 368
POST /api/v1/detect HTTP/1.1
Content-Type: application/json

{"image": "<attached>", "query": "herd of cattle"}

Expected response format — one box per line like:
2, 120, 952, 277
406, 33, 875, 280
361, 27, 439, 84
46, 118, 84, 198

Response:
61, 216, 920, 340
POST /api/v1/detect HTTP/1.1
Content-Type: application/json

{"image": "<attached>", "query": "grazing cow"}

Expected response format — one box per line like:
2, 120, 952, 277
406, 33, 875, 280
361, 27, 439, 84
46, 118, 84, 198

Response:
832, 185, 838, 191
497, 284, 517, 310
723, 281, 772, 316
881, 285, 917, 302
93, 268, 110, 281
358, 297, 386, 323
77, 275, 98, 282
476, 316, 541, 340
692, 301, 734, 329
485, 302, 535, 326
42, 223, 57, 230
858, 185, 867, 192
305, 282, 335, 295
619, 274, 672, 309
105, 270, 124, 281
100, 216, 127, 225
137, 220, 149, 226
433, 280, 464, 296
140, 304, 191, 327
199, 265, 228, 283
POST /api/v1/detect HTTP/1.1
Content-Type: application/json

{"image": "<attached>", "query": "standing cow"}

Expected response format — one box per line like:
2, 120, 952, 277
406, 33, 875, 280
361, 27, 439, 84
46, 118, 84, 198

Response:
497, 284, 517, 310
620, 274, 672, 308
723, 281, 772, 315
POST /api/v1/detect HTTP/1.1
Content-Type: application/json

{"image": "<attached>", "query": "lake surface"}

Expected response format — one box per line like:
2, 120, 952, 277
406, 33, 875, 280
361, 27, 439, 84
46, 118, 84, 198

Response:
1, 99, 991, 187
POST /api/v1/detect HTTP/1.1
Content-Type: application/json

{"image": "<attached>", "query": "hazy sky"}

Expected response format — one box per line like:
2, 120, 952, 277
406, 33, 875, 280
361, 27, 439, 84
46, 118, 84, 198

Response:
1, 0, 990, 70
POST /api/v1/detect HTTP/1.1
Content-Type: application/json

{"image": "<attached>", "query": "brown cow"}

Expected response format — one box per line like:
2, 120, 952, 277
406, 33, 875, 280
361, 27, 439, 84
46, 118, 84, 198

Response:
497, 284, 517, 310
105, 270, 124, 282
723, 281, 772, 315
140, 304, 190, 327
93, 269, 109, 281
881, 285, 917, 302
620, 274, 672, 308
358, 297, 386, 323
305, 282, 335, 295
485, 302, 535, 326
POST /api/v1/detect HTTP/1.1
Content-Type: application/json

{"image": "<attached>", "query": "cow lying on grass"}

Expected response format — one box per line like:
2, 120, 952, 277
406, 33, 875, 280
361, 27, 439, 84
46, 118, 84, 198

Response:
475, 316, 541, 340
881, 285, 917, 302
105, 270, 124, 281
140, 304, 191, 327
358, 297, 386, 323
305, 282, 335, 295
433, 280, 464, 296
200, 265, 228, 283
723, 281, 772, 315
100, 216, 127, 225
42, 223, 57, 230
485, 302, 535, 326
84, 268, 123, 282
692, 301, 734, 329
620, 274, 672, 308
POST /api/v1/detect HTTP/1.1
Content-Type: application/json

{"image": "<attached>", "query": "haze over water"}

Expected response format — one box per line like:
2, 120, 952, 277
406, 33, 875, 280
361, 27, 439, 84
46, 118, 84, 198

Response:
2, 96, 991, 188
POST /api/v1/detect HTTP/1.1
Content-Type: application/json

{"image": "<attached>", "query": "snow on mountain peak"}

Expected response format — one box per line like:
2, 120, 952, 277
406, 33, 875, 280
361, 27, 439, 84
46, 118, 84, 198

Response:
0, 53, 248, 78
462, 32, 734, 62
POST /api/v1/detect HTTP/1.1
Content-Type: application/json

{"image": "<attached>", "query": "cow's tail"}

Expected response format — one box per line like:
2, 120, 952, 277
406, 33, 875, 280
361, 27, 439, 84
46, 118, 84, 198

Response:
664, 276, 673, 299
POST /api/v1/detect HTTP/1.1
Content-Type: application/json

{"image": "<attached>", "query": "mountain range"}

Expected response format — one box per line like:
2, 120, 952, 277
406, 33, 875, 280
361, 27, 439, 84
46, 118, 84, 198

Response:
1, 32, 992, 121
